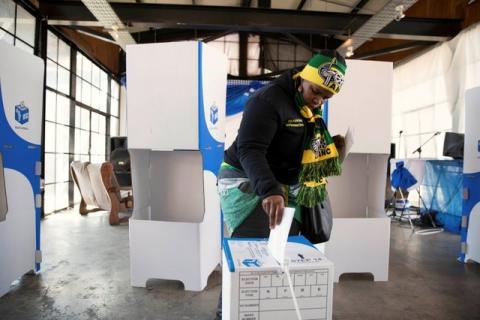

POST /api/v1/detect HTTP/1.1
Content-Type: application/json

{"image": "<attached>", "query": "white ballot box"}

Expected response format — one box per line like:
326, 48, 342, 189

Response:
222, 236, 334, 320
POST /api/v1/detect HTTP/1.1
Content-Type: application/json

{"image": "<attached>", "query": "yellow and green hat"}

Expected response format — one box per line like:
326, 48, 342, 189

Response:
298, 50, 347, 95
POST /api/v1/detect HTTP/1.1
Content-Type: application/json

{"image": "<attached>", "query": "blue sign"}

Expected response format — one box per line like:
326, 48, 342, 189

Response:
478, 139, 480, 153
15, 103, 29, 125
209, 104, 218, 125
242, 259, 262, 267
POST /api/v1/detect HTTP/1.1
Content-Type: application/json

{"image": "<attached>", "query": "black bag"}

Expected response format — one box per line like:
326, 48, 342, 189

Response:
300, 195, 333, 244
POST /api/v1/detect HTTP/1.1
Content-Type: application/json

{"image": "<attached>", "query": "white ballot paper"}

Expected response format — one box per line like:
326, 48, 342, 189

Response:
268, 207, 295, 266
344, 127, 354, 159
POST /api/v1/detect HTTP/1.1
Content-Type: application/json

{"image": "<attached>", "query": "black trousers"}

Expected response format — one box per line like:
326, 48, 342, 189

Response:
215, 203, 301, 319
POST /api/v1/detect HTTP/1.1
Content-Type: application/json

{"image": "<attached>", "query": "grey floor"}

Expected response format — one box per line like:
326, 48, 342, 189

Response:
0, 209, 479, 320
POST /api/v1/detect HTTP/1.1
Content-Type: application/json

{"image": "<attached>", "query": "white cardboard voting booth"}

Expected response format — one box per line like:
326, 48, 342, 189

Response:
126, 41, 227, 291
223, 236, 334, 320
462, 87, 480, 263
0, 42, 44, 297
324, 59, 393, 282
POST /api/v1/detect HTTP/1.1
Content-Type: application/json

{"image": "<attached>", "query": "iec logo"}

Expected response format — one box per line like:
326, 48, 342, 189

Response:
15, 102, 29, 125
209, 104, 218, 125
242, 259, 262, 267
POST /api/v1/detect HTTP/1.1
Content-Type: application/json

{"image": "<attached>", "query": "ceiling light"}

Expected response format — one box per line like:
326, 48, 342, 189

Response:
345, 46, 354, 58
394, 5, 406, 21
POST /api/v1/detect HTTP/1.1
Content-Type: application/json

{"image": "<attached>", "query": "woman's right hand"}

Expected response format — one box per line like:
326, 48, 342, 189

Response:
262, 195, 285, 229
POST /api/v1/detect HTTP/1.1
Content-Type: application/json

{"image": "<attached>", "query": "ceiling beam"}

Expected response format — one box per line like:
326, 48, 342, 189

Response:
40, 1, 462, 40
297, 0, 307, 10
351, 0, 370, 14
38, 1, 371, 35
68, 25, 115, 42
354, 40, 433, 59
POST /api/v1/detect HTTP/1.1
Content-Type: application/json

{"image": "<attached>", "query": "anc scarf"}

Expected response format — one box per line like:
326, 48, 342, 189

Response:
294, 91, 342, 208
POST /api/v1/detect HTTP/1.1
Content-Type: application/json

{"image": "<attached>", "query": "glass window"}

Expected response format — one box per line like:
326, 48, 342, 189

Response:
81, 108, 90, 130
81, 80, 91, 105
98, 114, 106, 134
15, 5, 35, 46
92, 64, 100, 87
75, 76, 82, 100
44, 154, 55, 185
45, 44, 124, 212
45, 90, 56, 122
110, 117, 119, 137
100, 71, 108, 92
91, 155, 105, 163
91, 87, 99, 110
76, 53, 83, 76
0, 0, 15, 34
56, 95, 70, 126
82, 57, 92, 82
74, 129, 81, 155
81, 130, 90, 154
58, 39, 71, 69
110, 97, 119, 117
46, 60, 57, 90
57, 66, 70, 95
99, 91, 107, 113
55, 154, 69, 182
55, 182, 69, 210
0, 29, 14, 45
91, 112, 99, 133
44, 184, 55, 214
111, 80, 119, 99
55, 124, 69, 153
45, 122, 56, 153
47, 31, 58, 61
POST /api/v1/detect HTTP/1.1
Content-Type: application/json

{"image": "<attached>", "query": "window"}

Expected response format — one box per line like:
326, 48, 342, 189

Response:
43, 29, 122, 214
44, 31, 72, 213
109, 79, 120, 137
210, 33, 240, 76
0, 0, 36, 54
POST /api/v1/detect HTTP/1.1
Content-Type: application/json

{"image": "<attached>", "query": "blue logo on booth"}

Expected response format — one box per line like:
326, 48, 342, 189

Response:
15, 102, 29, 125
242, 259, 262, 267
209, 104, 218, 125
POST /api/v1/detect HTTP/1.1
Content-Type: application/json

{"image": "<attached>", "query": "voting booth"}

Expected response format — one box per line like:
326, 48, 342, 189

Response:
126, 41, 227, 291
222, 236, 334, 320
0, 42, 44, 297
461, 87, 480, 263
319, 59, 393, 282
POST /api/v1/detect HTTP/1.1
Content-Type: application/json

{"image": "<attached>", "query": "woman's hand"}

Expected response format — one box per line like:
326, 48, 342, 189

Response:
262, 195, 285, 229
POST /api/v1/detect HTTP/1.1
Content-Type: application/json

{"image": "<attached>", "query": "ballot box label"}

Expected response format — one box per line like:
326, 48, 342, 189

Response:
238, 269, 329, 319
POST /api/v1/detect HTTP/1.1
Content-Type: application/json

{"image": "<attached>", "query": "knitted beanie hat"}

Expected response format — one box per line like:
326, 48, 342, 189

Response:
298, 50, 347, 95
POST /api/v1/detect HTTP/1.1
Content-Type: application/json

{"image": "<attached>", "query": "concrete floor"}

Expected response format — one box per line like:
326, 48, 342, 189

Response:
0, 209, 479, 320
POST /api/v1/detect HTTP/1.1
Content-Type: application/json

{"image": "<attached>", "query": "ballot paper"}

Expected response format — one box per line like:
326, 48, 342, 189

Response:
267, 207, 295, 266
344, 127, 354, 159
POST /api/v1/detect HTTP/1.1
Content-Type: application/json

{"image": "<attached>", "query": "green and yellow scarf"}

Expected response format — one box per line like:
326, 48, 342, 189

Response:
295, 51, 347, 207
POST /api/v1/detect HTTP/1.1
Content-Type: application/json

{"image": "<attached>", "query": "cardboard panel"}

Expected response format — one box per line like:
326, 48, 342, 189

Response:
126, 42, 199, 150
149, 150, 205, 223
328, 60, 392, 154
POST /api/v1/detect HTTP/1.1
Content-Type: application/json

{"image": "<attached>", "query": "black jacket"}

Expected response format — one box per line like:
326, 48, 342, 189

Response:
224, 69, 309, 199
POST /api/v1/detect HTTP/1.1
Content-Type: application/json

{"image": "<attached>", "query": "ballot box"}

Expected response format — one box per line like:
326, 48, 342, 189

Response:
222, 236, 334, 320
